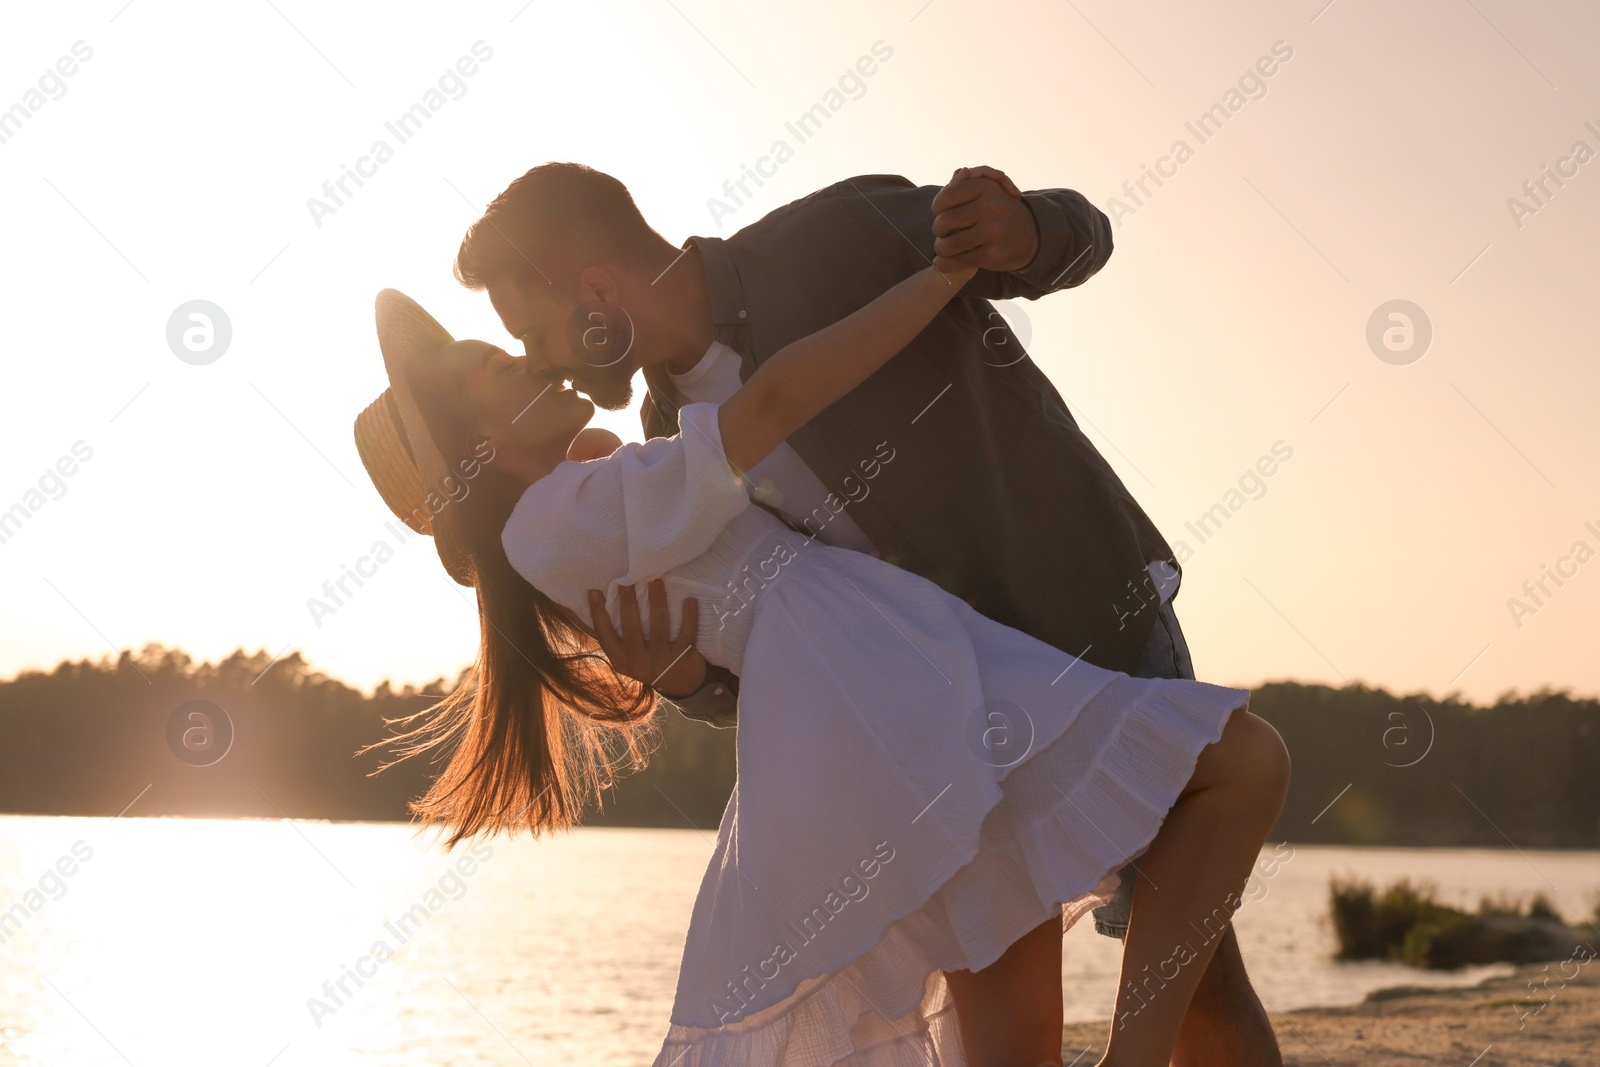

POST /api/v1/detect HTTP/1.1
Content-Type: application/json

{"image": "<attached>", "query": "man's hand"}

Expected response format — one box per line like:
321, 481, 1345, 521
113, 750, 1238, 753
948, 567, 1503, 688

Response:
588, 580, 708, 698
931, 166, 1039, 274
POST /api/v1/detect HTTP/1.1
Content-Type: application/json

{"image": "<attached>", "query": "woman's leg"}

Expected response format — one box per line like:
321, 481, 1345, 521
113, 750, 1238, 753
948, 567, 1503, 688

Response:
944, 916, 1065, 1067
1098, 710, 1291, 1067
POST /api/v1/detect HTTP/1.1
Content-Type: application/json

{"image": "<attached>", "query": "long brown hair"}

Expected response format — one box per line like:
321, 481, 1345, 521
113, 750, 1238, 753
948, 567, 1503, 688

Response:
368, 366, 656, 850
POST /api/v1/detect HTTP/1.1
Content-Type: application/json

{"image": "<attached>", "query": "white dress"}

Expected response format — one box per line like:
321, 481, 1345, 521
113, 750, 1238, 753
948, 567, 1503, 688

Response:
502, 403, 1249, 1067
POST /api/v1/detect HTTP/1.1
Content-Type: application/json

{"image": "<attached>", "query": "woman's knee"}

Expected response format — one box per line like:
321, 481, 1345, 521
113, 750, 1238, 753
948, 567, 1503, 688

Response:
1196, 710, 1291, 807
1226, 711, 1292, 801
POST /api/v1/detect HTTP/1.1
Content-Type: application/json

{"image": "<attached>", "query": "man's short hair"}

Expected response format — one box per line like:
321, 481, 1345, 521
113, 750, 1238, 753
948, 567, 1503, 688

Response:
453, 163, 665, 293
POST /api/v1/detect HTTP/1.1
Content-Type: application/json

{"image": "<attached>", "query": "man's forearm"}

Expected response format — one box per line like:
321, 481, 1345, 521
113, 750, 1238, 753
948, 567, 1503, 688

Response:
657, 664, 739, 729
722, 263, 974, 472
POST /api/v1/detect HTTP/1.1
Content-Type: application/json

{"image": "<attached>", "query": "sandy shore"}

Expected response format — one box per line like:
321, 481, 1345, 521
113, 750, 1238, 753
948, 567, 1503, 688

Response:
1059, 959, 1600, 1065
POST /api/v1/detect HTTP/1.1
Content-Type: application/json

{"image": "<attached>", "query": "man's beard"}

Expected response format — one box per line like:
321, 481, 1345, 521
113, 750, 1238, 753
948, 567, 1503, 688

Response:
570, 366, 634, 411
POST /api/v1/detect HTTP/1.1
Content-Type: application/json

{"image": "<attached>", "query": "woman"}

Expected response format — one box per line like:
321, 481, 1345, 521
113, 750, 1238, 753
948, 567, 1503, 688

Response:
354, 259, 1290, 1066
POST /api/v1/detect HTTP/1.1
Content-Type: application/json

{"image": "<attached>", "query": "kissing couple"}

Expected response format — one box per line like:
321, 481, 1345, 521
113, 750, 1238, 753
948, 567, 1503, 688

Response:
353, 162, 1291, 1067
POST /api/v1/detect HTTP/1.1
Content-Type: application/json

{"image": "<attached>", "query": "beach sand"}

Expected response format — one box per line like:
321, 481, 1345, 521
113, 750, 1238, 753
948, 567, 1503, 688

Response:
1060, 959, 1600, 1065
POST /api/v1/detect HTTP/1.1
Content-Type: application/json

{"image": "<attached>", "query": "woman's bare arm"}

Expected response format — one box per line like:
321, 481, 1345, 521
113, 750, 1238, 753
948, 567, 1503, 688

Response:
717, 261, 976, 473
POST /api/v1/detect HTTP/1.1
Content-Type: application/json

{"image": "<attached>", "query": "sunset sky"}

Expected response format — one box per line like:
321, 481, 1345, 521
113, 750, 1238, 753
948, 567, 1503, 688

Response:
1, 0, 1595, 704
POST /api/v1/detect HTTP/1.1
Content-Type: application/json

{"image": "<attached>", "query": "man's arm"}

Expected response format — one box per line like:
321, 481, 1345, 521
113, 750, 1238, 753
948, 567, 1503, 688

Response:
656, 664, 740, 729
977, 167, 1113, 297
841, 168, 1113, 302
720, 261, 975, 473
589, 579, 741, 728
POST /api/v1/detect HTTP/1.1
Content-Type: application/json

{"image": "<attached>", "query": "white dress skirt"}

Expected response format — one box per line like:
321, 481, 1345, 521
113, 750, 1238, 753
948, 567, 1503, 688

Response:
501, 403, 1249, 1067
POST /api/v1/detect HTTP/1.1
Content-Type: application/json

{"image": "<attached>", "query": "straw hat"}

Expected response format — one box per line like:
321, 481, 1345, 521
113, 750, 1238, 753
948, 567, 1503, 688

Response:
353, 289, 476, 586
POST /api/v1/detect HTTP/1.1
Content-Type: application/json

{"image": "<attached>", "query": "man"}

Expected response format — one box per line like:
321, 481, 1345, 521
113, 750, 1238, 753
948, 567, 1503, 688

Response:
452, 161, 1281, 1066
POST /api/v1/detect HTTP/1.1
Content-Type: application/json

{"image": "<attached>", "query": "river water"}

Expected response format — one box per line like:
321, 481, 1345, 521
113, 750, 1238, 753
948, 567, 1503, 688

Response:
2, 816, 1593, 1065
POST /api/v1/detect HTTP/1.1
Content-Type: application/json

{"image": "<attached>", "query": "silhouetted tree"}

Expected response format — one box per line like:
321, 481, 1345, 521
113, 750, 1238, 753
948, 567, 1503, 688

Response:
1, 651, 1595, 844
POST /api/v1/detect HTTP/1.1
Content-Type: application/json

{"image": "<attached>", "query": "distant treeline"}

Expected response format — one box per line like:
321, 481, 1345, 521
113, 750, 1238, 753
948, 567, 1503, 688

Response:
0, 646, 734, 830
0, 646, 1595, 847
1253, 681, 1599, 848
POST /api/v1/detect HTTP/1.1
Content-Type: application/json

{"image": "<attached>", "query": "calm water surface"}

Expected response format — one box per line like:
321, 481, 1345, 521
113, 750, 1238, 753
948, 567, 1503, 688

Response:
1, 815, 1594, 1065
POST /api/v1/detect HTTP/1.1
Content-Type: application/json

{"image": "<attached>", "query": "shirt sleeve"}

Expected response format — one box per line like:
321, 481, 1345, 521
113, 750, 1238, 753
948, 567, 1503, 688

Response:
1007, 186, 1114, 296
501, 402, 750, 605
608, 402, 749, 585
657, 665, 741, 729
831, 174, 1113, 302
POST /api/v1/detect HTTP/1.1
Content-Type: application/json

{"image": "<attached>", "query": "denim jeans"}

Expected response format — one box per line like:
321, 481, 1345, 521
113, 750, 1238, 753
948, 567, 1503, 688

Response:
1090, 599, 1196, 939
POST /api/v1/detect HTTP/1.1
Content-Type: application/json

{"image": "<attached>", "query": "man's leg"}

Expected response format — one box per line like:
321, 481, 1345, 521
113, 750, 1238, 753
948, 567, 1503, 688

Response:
1172, 924, 1280, 1067
1094, 602, 1282, 1067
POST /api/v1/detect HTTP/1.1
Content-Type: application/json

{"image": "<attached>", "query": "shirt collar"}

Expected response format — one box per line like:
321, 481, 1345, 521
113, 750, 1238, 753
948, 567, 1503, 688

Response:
684, 235, 749, 328
667, 339, 726, 389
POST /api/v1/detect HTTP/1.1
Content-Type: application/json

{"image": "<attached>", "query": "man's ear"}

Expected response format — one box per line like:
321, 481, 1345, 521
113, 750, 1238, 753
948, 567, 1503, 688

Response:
576, 265, 621, 306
